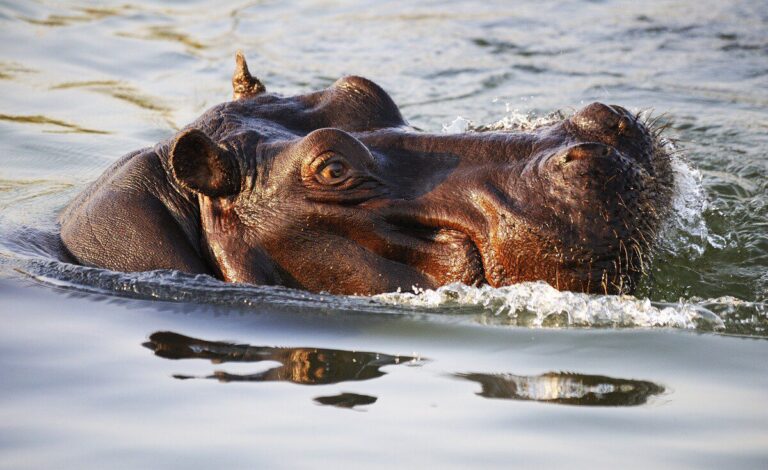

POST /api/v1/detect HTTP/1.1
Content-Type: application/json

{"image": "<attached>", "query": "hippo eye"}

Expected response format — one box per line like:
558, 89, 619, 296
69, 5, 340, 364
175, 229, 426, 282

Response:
321, 161, 346, 180
314, 154, 351, 185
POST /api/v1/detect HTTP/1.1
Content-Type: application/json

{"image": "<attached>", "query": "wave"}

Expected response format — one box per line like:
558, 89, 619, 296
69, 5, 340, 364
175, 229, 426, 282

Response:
0, 110, 763, 337
5, 256, 763, 337
375, 282, 725, 330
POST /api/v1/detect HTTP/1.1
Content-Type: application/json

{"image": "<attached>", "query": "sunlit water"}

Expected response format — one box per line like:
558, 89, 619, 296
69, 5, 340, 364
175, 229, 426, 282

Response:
1, 0, 767, 468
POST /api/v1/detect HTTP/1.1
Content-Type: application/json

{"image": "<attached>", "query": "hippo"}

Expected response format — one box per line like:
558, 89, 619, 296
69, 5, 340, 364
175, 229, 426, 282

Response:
59, 52, 674, 296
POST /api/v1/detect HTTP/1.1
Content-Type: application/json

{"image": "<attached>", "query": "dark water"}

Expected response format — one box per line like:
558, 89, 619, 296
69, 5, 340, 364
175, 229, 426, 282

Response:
1, 0, 767, 468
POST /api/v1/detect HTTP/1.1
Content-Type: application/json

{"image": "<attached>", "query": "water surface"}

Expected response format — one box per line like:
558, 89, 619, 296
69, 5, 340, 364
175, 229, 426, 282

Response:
0, 0, 766, 468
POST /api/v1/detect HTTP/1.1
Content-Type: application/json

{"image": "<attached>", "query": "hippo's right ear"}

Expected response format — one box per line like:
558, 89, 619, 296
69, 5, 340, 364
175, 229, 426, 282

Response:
170, 129, 241, 197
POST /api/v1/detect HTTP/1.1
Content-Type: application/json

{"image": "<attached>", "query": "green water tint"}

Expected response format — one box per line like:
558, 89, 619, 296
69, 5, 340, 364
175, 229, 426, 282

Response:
50, 80, 177, 128
17, 6, 129, 27
0, 113, 109, 134
0, 61, 36, 80
116, 26, 209, 53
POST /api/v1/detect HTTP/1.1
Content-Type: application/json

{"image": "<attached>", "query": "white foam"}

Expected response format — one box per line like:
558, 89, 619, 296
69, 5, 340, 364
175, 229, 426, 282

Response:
471, 108, 565, 132
441, 107, 565, 135
441, 116, 472, 134
659, 141, 719, 256
374, 282, 725, 330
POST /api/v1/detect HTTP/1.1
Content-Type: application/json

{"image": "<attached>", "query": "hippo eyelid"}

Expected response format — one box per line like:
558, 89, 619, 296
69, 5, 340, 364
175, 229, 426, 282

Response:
309, 151, 345, 173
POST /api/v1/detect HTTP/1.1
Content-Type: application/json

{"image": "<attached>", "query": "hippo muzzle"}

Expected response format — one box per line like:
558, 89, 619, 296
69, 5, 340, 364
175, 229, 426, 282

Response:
59, 52, 674, 296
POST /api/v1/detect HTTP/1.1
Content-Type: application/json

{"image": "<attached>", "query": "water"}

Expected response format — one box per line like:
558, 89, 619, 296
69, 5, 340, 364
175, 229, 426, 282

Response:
1, 0, 766, 467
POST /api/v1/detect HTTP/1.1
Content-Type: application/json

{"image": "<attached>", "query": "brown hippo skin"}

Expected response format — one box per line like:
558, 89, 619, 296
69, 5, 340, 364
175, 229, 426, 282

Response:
59, 52, 674, 296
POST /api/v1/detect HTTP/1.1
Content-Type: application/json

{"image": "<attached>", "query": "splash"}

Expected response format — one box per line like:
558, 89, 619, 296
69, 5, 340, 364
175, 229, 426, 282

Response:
470, 108, 567, 132
658, 142, 723, 256
6, 251, 766, 336
442, 108, 565, 134
442, 116, 472, 134
374, 282, 725, 331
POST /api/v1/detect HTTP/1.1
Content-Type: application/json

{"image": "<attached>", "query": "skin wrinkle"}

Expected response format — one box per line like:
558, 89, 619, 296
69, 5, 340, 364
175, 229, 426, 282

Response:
85, 205, 108, 260
152, 148, 204, 253
59, 55, 674, 295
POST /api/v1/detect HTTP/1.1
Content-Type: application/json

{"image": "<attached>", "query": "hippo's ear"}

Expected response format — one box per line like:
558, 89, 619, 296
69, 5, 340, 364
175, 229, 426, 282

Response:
232, 50, 266, 100
170, 129, 241, 197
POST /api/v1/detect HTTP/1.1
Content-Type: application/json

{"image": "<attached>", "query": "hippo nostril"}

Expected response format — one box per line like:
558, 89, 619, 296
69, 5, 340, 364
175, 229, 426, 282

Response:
565, 147, 591, 162
563, 142, 613, 162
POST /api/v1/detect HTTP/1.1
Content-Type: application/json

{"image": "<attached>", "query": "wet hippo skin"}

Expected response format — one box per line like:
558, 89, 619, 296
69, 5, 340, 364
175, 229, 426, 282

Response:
59, 52, 674, 295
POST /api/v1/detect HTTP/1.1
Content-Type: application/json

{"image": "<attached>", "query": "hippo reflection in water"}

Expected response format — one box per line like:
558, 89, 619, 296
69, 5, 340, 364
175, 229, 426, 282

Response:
456, 372, 664, 407
144, 332, 664, 408
144, 331, 418, 385
60, 52, 674, 295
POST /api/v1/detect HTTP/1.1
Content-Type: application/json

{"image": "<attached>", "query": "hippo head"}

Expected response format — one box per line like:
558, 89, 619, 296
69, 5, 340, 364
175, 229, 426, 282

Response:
166, 52, 674, 295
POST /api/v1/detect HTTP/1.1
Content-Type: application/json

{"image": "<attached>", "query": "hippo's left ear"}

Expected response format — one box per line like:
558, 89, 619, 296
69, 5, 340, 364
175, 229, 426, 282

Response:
170, 129, 241, 197
232, 50, 266, 100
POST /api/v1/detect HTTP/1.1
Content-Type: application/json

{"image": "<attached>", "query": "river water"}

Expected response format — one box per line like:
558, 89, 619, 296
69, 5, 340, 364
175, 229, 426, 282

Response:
0, 1, 766, 468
